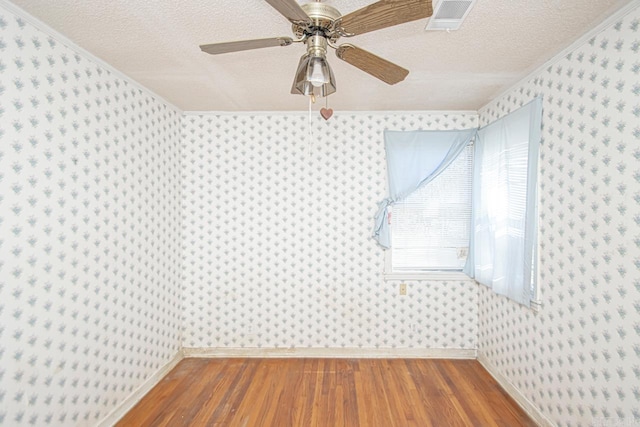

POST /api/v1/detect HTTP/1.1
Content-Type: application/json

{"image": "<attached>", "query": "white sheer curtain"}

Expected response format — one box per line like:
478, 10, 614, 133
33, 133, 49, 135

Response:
464, 98, 543, 306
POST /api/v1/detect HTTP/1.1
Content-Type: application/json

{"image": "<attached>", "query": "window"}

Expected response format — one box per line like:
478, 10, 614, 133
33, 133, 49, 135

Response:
464, 97, 542, 307
386, 144, 473, 276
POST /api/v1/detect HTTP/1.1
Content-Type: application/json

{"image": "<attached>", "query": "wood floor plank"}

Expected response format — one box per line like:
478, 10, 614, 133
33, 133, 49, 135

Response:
299, 358, 318, 427
187, 359, 247, 425
385, 359, 428, 426
226, 359, 273, 426
372, 359, 402, 427
211, 359, 261, 426
454, 360, 537, 427
406, 359, 473, 427
118, 358, 536, 426
342, 359, 361, 426
158, 359, 232, 426
272, 358, 306, 427
118, 358, 210, 426
309, 359, 326, 427
355, 359, 393, 426
319, 359, 338, 427
435, 360, 499, 427
254, 359, 291, 426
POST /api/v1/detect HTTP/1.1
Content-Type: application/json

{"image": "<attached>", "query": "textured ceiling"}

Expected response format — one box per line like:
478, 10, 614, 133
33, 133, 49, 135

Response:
8, 0, 633, 111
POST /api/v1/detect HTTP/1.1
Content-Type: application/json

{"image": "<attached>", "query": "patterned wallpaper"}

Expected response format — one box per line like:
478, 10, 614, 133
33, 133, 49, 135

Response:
4, 0, 639, 424
478, 4, 640, 426
181, 112, 479, 350
0, 4, 182, 426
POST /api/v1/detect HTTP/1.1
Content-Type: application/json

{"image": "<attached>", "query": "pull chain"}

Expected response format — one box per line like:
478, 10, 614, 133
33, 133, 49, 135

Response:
308, 94, 315, 154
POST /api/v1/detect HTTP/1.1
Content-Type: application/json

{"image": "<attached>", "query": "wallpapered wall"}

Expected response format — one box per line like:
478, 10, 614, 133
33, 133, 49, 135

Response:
478, 4, 640, 426
0, 5, 183, 426
181, 112, 479, 350
4, 0, 639, 424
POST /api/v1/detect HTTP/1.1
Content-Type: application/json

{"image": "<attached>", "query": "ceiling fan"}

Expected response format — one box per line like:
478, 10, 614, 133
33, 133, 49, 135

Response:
200, 0, 433, 98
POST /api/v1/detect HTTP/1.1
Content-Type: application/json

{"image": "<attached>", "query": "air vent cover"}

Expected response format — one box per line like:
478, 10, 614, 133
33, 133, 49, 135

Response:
425, 0, 476, 31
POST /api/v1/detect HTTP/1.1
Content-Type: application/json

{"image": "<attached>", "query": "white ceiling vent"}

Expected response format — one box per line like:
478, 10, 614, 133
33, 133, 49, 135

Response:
425, 0, 476, 31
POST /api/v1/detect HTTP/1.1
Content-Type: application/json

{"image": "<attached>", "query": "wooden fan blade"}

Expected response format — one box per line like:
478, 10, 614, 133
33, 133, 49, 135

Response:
264, 0, 310, 23
336, 44, 409, 85
336, 0, 433, 36
200, 37, 293, 55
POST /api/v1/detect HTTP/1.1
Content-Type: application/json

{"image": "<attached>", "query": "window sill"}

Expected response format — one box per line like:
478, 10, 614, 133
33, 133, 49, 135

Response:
384, 271, 473, 282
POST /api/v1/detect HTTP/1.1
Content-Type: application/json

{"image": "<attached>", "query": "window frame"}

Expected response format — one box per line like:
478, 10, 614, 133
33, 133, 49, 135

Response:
382, 143, 474, 282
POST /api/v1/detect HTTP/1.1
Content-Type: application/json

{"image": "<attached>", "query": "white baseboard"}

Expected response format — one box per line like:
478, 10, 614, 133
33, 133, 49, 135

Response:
97, 350, 184, 427
478, 352, 554, 427
182, 347, 477, 359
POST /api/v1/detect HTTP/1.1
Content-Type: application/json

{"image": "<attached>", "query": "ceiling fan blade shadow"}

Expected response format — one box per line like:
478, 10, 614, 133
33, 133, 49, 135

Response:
264, 0, 310, 23
200, 37, 293, 55
336, 44, 409, 85
336, 0, 433, 36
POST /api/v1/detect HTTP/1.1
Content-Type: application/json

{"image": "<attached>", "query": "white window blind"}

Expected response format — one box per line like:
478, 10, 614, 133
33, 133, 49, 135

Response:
390, 144, 473, 271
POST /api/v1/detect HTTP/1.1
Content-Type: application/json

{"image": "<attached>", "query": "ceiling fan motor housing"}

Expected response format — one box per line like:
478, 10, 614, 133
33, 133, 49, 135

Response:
306, 34, 328, 58
292, 2, 342, 42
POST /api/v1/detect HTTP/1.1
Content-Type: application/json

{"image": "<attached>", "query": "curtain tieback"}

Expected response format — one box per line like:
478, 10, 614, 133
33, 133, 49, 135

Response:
372, 198, 393, 248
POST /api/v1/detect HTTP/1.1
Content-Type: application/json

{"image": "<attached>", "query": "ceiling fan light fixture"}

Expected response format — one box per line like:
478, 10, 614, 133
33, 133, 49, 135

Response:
292, 34, 336, 97
292, 54, 336, 97
307, 56, 329, 87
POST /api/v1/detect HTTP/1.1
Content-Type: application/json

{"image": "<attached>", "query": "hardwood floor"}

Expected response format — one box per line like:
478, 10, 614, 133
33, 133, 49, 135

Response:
117, 358, 536, 426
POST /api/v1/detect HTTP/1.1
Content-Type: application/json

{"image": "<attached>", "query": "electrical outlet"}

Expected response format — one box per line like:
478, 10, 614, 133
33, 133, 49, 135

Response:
399, 283, 407, 295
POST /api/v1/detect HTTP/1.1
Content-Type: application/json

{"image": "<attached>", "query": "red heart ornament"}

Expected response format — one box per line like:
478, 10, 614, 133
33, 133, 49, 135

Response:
320, 108, 334, 120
